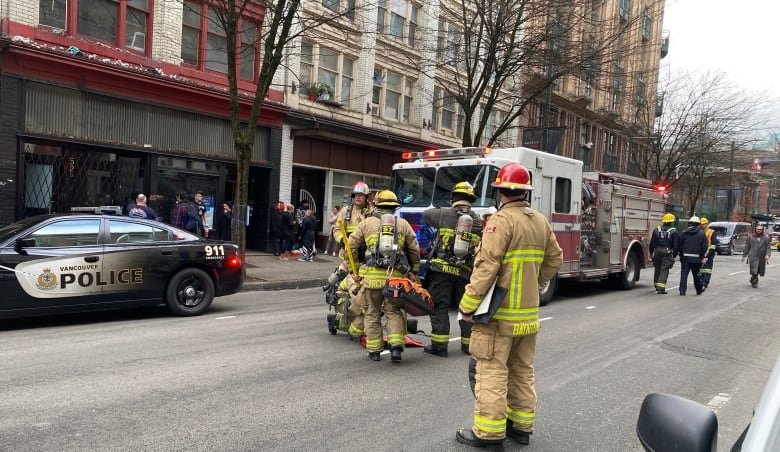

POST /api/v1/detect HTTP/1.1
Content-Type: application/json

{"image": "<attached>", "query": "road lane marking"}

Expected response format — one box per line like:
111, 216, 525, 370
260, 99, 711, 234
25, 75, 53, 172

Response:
216, 316, 236, 319
540, 317, 553, 322
585, 306, 597, 310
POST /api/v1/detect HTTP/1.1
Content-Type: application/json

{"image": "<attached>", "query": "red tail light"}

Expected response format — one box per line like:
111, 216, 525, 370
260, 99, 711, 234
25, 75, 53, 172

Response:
226, 256, 242, 268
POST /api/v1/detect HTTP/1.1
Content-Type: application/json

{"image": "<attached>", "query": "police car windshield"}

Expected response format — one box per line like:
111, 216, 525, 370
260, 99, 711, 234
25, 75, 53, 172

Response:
0, 217, 41, 243
391, 165, 499, 208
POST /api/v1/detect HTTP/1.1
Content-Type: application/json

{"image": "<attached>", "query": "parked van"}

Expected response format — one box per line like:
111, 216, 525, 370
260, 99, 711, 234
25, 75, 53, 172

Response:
767, 222, 780, 251
708, 221, 752, 255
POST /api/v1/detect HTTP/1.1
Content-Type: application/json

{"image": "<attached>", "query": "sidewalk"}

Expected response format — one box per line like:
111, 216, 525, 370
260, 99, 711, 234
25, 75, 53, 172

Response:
242, 251, 342, 291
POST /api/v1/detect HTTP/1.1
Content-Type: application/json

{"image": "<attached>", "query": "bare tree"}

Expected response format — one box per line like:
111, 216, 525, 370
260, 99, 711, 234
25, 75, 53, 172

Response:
186, 0, 355, 259
411, 0, 650, 147
634, 69, 774, 213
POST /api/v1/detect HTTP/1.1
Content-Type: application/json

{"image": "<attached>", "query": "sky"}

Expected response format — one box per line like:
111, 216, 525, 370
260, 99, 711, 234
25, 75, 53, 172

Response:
661, 0, 780, 137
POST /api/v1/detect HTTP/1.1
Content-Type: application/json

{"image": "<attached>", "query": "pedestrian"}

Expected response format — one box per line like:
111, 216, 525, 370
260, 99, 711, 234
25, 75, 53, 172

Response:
675, 216, 708, 296
270, 202, 286, 256
699, 217, 717, 290
282, 203, 295, 260
455, 163, 563, 448
194, 191, 209, 238
298, 209, 317, 262
649, 213, 678, 294
294, 200, 309, 245
170, 192, 203, 235
127, 194, 158, 220
742, 224, 771, 288
422, 181, 482, 357
343, 190, 420, 363
324, 206, 340, 256
217, 201, 233, 241
332, 181, 374, 340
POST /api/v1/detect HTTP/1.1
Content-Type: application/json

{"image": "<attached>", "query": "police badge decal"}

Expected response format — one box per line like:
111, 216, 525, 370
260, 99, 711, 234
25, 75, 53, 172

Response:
36, 268, 58, 290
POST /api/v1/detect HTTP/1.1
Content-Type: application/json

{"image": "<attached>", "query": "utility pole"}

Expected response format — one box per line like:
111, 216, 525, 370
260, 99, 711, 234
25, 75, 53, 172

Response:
727, 140, 735, 220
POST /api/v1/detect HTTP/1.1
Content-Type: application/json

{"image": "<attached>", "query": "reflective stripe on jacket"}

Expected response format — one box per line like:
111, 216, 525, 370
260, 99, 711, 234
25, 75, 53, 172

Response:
459, 200, 563, 325
347, 212, 421, 289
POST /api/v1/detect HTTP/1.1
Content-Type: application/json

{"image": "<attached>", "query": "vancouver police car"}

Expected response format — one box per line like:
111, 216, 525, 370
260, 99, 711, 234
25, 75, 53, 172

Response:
0, 208, 243, 319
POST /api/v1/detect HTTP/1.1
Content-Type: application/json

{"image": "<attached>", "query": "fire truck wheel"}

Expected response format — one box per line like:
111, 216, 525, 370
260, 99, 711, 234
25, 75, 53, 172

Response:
539, 275, 557, 306
618, 253, 640, 290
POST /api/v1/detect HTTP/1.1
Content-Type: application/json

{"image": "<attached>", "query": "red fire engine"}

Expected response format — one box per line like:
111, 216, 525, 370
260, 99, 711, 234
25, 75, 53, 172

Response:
391, 146, 668, 304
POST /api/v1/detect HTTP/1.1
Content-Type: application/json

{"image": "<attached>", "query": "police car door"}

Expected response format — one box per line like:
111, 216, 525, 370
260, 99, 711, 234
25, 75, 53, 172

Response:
0, 218, 104, 313
103, 218, 177, 301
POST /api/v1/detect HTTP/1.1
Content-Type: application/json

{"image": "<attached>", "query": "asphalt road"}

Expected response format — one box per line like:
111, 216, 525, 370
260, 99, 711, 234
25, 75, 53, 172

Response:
1, 254, 778, 451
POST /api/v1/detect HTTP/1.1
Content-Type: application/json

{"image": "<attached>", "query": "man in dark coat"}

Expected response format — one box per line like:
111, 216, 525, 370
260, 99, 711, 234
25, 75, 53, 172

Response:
742, 224, 772, 288
675, 216, 708, 296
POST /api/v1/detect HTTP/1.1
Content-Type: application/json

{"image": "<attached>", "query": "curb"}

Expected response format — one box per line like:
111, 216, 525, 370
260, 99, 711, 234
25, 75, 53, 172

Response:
242, 278, 327, 292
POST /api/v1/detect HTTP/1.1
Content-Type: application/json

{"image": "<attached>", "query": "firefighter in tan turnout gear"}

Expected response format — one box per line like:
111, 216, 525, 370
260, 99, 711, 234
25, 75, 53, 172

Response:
344, 190, 421, 363
454, 163, 563, 448
422, 181, 482, 357
329, 181, 374, 340
649, 213, 678, 294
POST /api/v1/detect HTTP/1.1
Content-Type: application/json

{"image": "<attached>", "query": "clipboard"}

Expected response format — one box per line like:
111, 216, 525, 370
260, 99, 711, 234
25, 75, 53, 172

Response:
457, 280, 507, 324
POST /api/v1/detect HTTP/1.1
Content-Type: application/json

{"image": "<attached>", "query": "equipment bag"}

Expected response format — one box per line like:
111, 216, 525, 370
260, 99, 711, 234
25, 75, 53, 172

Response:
382, 277, 435, 316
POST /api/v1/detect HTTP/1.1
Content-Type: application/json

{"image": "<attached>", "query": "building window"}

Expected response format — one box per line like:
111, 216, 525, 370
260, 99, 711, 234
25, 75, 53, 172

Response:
619, 0, 630, 21
323, 0, 339, 13
377, 0, 419, 46
483, 107, 504, 145
299, 43, 355, 108
39, 0, 66, 29
372, 67, 414, 122
437, 19, 461, 66
181, 2, 260, 80
39, 0, 151, 53
433, 87, 463, 136
641, 10, 652, 40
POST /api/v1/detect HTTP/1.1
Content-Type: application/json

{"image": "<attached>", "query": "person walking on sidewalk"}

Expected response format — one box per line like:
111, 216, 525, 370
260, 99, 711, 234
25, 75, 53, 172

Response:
699, 217, 717, 290
742, 224, 771, 288
675, 216, 708, 296
422, 181, 482, 357
649, 213, 678, 294
298, 210, 317, 262
454, 163, 562, 448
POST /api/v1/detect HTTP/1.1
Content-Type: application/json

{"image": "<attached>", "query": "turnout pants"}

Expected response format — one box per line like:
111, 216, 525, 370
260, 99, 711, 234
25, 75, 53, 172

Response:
469, 322, 537, 441
427, 272, 471, 348
652, 247, 674, 292
680, 260, 703, 294
699, 250, 716, 287
360, 286, 406, 352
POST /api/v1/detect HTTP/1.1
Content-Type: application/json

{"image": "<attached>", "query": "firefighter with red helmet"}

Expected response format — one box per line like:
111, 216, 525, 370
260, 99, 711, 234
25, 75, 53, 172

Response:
455, 163, 562, 447
327, 181, 374, 340
344, 190, 421, 363
422, 181, 482, 357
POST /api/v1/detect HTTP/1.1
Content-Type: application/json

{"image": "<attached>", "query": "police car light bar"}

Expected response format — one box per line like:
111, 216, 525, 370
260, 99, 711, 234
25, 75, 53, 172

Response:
402, 147, 492, 161
70, 206, 123, 215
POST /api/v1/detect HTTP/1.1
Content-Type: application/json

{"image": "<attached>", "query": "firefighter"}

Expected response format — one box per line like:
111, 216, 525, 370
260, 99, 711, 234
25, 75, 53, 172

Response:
343, 190, 421, 363
422, 181, 482, 357
649, 213, 678, 294
455, 163, 563, 447
329, 181, 374, 340
698, 217, 716, 290
675, 216, 708, 296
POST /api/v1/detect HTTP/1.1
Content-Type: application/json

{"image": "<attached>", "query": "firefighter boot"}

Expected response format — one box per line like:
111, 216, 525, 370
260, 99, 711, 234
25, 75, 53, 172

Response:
506, 420, 531, 445
461, 344, 471, 355
423, 344, 448, 357
326, 313, 337, 335
455, 428, 504, 448
390, 347, 402, 363
368, 351, 381, 361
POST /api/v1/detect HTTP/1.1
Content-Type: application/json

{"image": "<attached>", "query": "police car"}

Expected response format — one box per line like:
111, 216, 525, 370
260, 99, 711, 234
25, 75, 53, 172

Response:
0, 209, 243, 319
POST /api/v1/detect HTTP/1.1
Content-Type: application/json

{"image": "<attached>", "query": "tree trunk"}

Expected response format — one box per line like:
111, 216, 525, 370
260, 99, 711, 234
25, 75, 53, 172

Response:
232, 145, 252, 272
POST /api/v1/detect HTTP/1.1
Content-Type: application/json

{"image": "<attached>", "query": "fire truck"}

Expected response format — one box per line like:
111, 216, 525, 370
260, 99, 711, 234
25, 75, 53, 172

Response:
390, 146, 668, 304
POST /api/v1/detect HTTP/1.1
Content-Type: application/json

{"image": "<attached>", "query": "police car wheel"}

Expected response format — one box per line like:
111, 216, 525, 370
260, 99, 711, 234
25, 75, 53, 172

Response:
165, 268, 215, 316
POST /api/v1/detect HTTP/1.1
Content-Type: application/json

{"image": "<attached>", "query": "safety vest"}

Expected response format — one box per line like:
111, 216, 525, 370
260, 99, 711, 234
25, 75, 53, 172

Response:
654, 225, 676, 248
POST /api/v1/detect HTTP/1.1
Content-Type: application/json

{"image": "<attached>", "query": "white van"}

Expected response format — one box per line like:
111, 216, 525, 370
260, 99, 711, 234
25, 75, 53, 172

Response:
708, 221, 752, 255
